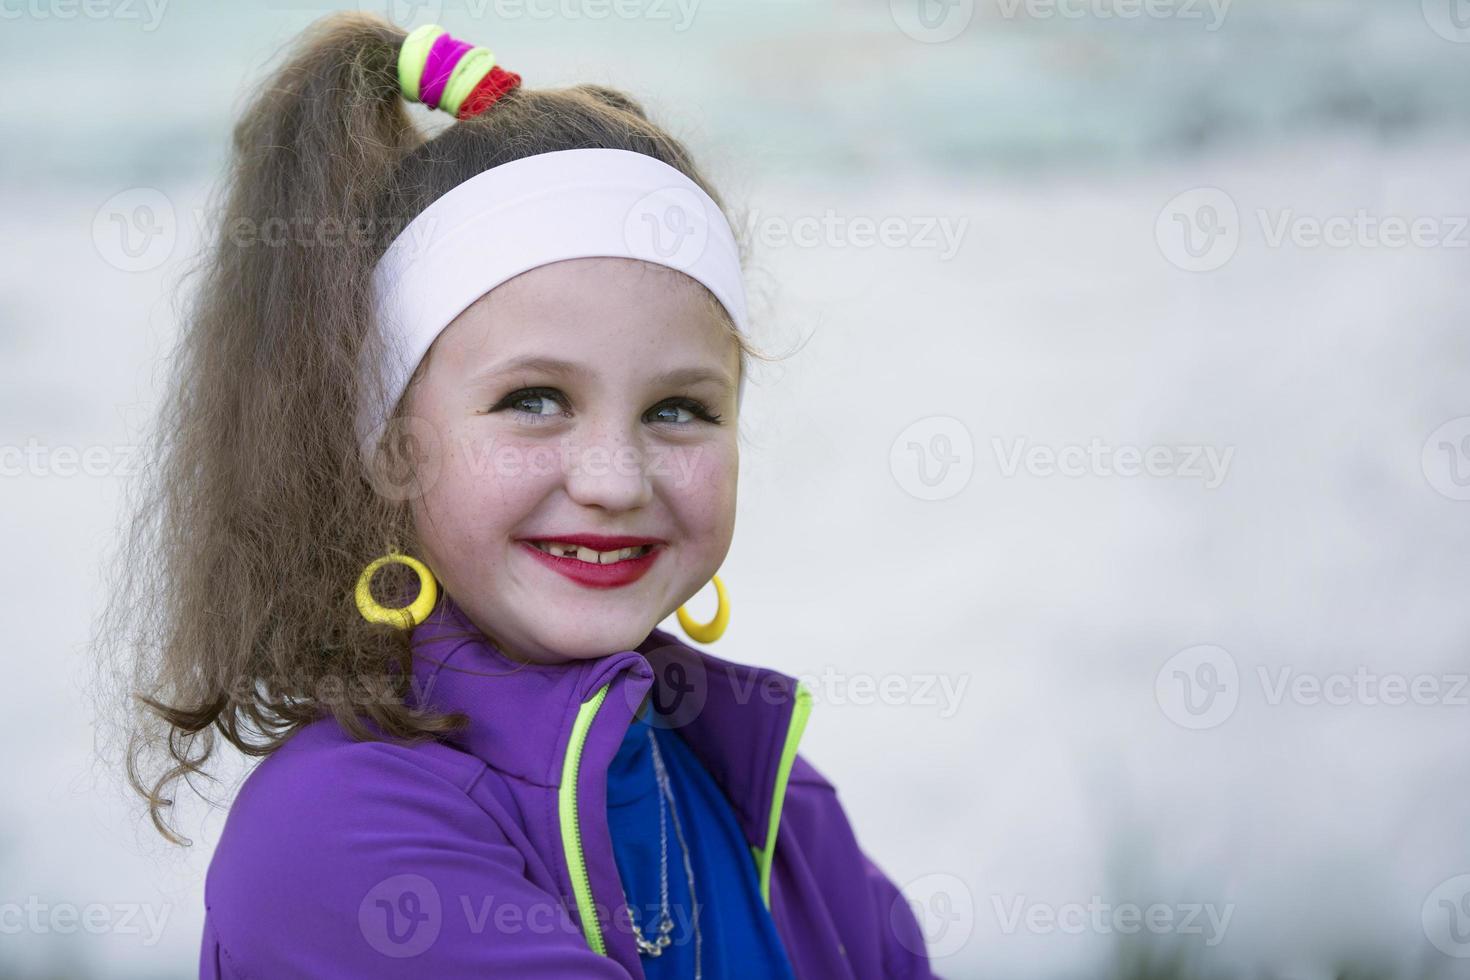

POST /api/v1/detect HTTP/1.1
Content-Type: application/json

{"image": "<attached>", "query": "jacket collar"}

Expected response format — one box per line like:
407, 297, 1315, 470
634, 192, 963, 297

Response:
405, 589, 806, 853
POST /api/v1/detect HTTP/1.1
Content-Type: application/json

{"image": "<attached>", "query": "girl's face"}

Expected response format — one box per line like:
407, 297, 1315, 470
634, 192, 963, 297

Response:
403, 256, 740, 665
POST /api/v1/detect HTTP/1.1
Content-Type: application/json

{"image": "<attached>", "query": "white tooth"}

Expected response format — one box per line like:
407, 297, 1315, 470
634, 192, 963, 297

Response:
534, 541, 647, 563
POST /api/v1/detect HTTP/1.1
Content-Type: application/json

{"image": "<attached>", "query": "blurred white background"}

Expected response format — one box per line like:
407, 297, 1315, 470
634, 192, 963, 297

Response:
4, 1, 1470, 977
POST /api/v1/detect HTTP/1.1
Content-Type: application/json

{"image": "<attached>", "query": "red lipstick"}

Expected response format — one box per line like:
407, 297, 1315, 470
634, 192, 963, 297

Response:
518, 534, 665, 589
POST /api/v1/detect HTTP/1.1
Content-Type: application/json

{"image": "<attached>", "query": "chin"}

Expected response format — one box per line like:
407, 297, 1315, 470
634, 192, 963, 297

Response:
529, 618, 657, 662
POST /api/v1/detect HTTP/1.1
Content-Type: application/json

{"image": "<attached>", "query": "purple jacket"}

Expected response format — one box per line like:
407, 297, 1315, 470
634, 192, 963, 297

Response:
199, 592, 937, 978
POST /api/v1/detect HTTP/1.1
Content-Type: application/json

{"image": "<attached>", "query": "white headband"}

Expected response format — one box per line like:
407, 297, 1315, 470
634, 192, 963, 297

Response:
359, 147, 748, 463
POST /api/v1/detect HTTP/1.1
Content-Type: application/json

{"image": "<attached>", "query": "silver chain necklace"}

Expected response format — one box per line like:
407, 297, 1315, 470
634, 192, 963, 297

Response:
621, 726, 702, 979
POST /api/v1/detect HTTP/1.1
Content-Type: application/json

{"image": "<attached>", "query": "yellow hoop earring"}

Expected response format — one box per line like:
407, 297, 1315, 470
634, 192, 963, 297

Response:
355, 551, 439, 629
676, 574, 729, 644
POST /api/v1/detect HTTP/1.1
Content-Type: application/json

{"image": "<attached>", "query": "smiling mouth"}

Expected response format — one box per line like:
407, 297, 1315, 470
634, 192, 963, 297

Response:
527, 541, 657, 565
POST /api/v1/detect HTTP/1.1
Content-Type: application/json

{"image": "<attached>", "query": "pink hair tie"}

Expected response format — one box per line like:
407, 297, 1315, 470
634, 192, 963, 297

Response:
418, 32, 476, 110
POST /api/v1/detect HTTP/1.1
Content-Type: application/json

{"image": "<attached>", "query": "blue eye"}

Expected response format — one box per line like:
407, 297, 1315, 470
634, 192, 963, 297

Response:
492, 387, 567, 419
646, 398, 723, 426
486, 388, 724, 426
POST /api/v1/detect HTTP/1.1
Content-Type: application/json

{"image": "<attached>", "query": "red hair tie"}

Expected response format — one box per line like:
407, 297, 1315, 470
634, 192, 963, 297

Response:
458, 66, 522, 121
398, 24, 522, 121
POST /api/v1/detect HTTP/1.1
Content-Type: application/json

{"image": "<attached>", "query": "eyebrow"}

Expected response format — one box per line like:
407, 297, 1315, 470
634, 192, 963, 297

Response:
472, 354, 734, 392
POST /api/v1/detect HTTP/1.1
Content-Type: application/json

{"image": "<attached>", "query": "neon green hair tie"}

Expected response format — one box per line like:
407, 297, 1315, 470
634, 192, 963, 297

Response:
398, 23, 446, 103
439, 47, 497, 118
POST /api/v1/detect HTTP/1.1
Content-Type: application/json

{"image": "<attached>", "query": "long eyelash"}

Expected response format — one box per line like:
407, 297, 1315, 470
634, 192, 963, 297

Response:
487, 386, 566, 415
660, 397, 724, 425
484, 388, 724, 425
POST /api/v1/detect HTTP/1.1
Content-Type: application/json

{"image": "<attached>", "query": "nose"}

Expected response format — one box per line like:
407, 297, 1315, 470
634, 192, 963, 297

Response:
561, 413, 654, 512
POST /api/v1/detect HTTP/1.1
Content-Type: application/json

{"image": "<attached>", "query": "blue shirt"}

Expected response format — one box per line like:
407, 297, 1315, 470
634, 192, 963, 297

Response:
605, 696, 797, 979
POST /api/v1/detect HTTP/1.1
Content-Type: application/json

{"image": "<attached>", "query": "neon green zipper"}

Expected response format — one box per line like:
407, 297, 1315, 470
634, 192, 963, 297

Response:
560, 677, 814, 955
754, 680, 814, 907
559, 681, 612, 956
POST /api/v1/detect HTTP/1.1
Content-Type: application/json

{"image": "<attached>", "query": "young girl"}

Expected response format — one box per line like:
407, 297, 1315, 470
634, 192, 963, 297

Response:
99, 12, 935, 978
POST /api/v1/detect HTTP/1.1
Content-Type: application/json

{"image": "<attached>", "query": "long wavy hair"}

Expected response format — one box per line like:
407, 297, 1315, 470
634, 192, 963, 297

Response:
90, 11, 776, 846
